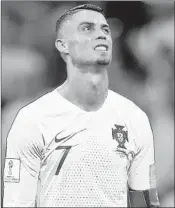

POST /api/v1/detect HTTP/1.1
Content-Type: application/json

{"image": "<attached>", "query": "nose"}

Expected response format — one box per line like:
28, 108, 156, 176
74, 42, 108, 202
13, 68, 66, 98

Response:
95, 28, 108, 41
96, 36, 107, 41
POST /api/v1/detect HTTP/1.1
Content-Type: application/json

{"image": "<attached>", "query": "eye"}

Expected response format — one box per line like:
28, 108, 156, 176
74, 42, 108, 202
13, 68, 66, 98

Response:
82, 24, 92, 32
79, 23, 94, 33
103, 27, 111, 35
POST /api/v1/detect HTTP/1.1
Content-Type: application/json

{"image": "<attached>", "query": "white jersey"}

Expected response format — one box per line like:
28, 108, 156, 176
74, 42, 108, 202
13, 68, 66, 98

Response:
3, 89, 155, 207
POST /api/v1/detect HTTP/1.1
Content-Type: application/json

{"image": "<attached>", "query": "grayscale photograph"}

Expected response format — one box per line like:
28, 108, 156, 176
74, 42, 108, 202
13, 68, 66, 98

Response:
1, 1, 174, 207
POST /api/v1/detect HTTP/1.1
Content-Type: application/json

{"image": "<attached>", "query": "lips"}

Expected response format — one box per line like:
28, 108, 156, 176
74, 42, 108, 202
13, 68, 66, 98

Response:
94, 44, 108, 51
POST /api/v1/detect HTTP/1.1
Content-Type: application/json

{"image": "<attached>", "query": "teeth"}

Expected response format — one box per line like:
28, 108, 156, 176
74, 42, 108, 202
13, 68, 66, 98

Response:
95, 46, 107, 51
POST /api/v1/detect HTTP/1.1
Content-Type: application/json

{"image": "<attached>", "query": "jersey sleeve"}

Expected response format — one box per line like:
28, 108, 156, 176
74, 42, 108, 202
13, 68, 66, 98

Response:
3, 108, 44, 207
128, 109, 156, 191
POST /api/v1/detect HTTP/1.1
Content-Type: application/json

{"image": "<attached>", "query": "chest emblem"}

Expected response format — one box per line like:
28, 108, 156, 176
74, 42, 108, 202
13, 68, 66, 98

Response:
112, 124, 128, 149
112, 124, 135, 165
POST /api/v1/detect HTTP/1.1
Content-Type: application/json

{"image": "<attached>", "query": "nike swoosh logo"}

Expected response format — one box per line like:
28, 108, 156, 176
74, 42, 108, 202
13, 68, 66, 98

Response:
55, 134, 73, 143
54, 128, 86, 143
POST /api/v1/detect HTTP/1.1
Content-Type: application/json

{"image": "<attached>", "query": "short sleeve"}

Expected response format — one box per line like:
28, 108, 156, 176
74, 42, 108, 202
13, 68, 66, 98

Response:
128, 110, 155, 191
3, 108, 44, 207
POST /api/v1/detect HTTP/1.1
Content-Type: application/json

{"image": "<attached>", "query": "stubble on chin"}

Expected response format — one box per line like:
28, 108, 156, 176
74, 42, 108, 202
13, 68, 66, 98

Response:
96, 58, 111, 66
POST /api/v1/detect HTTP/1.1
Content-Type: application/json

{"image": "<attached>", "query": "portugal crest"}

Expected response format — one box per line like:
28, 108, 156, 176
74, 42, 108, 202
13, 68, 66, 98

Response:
112, 124, 128, 149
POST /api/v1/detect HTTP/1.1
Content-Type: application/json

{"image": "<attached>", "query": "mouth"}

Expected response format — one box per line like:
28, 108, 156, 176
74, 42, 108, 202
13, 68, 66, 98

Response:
94, 44, 108, 52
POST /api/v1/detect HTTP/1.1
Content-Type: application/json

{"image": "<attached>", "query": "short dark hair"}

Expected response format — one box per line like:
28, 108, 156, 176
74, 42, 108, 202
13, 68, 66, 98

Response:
55, 4, 105, 37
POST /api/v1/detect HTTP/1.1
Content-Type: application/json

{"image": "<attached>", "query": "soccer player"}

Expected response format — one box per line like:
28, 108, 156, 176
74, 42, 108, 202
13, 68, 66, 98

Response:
3, 4, 160, 207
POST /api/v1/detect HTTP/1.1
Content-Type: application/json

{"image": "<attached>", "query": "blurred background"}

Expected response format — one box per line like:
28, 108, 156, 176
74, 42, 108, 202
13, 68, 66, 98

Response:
1, 1, 174, 207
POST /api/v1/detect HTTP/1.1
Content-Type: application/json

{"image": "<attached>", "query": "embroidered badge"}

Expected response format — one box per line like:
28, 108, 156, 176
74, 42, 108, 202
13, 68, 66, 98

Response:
112, 124, 135, 166
4, 158, 21, 183
112, 124, 128, 149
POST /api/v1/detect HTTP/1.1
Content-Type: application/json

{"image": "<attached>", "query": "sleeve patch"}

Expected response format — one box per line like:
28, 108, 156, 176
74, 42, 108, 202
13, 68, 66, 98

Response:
149, 163, 156, 188
4, 158, 21, 183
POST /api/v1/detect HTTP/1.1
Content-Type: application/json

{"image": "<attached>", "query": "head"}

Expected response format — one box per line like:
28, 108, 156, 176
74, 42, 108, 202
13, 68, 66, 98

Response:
55, 4, 112, 69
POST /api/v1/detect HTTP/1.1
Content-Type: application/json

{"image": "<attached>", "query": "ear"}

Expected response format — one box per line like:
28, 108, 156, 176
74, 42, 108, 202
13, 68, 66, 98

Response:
55, 39, 69, 54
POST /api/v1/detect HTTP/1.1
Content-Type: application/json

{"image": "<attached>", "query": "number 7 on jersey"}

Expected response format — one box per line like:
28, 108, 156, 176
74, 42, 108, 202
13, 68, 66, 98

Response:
55, 146, 72, 175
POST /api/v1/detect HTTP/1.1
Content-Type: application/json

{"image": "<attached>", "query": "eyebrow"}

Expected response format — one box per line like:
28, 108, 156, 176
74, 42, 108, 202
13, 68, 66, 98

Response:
78, 21, 110, 28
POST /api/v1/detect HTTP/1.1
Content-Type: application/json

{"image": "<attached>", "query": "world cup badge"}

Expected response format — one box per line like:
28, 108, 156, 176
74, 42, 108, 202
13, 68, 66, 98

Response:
4, 158, 21, 183
8, 160, 14, 175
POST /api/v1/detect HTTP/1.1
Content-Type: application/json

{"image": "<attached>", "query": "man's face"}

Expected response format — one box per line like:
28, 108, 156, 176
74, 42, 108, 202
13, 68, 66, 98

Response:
63, 10, 112, 67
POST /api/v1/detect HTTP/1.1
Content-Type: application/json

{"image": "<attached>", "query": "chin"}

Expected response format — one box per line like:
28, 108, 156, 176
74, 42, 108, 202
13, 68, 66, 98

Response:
96, 58, 111, 66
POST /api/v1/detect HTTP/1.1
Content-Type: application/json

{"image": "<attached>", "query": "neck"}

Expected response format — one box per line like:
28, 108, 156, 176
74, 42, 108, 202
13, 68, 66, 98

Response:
59, 63, 109, 111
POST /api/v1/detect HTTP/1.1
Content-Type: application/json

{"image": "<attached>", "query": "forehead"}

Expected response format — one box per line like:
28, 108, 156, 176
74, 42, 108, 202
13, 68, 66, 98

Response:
64, 10, 108, 30
71, 10, 107, 25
